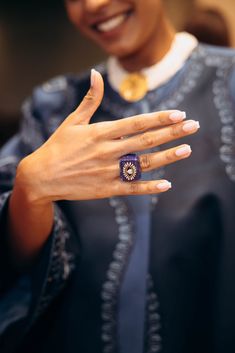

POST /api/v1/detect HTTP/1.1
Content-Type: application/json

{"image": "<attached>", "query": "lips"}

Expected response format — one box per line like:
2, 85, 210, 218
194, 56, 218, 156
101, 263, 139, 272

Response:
92, 10, 132, 34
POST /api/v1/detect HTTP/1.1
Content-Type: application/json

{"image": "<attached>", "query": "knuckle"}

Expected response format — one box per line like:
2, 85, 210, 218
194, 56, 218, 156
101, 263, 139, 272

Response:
128, 183, 140, 194
147, 183, 154, 193
93, 184, 104, 198
158, 112, 167, 125
93, 121, 112, 140
97, 142, 115, 160
84, 90, 95, 101
97, 121, 110, 139
90, 124, 102, 140
96, 147, 109, 160
171, 125, 181, 137
140, 155, 151, 170
107, 164, 117, 176
165, 150, 174, 162
133, 117, 147, 132
140, 133, 154, 148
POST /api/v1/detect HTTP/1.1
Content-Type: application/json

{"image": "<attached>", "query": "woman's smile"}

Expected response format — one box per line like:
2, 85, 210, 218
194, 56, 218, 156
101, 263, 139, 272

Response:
65, 0, 175, 73
92, 10, 132, 35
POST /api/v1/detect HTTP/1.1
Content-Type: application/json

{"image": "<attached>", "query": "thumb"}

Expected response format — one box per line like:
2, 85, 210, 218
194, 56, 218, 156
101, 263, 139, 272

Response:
66, 69, 104, 125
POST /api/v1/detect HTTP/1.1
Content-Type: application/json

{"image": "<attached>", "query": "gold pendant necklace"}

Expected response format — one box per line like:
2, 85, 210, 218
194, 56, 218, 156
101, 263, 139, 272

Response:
119, 72, 148, 102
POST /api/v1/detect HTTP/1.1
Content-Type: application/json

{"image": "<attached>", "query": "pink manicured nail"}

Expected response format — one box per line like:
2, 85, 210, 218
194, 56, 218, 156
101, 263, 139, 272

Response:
90, 68, 97, 87
175, 145, 192, 157
169, 111, 186, 122
182, 120, 200, 132
157, 181, 172, 191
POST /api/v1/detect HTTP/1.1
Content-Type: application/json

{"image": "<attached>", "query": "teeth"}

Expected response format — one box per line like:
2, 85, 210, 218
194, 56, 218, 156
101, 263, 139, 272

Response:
97, 14, 127, 32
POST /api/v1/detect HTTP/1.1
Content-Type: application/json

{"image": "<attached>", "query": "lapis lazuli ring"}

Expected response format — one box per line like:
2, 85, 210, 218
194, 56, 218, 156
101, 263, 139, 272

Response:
119, 154, 141, 182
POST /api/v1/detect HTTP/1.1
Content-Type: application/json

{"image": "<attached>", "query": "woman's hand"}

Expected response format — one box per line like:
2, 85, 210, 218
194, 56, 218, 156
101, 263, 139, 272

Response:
8, 69, 199, 263
17, 69, 199, 204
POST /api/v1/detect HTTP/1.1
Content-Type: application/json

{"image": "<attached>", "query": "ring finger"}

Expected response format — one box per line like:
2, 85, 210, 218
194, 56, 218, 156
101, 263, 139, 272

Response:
110, 143, 192, 180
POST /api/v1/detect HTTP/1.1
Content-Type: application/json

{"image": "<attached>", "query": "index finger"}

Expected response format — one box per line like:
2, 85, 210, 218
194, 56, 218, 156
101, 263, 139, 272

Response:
98, 110, 186, 139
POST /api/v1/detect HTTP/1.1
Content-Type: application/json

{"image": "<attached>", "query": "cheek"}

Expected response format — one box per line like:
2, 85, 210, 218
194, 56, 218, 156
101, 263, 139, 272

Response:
119, 16, 149, 48
65, 2, 83, 28
65, 4, 96, 42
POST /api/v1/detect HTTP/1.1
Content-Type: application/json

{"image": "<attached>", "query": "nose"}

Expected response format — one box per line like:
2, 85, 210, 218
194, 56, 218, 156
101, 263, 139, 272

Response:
83, 0, 111, 12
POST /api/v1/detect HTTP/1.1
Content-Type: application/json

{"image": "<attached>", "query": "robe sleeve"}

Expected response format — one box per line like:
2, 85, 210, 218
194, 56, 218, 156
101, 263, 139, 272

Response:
0, 76, 79, 351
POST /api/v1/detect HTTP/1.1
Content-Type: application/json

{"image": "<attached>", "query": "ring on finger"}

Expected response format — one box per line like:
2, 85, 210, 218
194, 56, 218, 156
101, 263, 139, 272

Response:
119, 154, 141, 182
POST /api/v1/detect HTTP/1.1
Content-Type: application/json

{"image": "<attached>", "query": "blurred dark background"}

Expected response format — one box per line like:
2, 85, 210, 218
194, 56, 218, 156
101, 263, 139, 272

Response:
0, 0, 106, 145
0, 0, 234, 146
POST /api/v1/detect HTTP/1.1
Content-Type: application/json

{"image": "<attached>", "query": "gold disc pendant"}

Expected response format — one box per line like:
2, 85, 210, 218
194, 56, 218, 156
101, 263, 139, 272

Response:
119, 73, 148, 102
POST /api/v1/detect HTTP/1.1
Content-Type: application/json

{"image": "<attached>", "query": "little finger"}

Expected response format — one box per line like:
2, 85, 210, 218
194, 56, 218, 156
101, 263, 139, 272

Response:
112, 179, 172, 196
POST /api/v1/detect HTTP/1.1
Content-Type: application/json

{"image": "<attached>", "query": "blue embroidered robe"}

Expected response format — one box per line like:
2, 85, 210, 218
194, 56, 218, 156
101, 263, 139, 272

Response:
0, 44, 235, 353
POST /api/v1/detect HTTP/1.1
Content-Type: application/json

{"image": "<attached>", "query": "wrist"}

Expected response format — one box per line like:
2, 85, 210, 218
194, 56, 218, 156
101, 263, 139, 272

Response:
14, 153, 53, 207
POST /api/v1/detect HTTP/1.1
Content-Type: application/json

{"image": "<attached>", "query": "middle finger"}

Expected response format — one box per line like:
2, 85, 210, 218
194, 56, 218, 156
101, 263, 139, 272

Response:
116, 120, 200, 155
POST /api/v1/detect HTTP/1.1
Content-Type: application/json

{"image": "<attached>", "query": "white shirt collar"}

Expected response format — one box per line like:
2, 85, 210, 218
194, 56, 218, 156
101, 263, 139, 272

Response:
107, 32, 198, 93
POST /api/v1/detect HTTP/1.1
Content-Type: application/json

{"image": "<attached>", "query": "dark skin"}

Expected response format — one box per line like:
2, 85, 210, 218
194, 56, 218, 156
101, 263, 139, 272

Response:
65, 0, 175, 71
7, 0, 199, 264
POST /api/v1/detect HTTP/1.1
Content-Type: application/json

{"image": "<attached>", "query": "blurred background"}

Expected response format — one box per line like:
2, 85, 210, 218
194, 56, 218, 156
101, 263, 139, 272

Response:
0, 0, 235, 145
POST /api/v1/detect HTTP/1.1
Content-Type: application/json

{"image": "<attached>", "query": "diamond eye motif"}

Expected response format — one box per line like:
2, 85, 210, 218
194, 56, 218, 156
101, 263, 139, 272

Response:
123, 162, 137, 181
119, 154, 141, 182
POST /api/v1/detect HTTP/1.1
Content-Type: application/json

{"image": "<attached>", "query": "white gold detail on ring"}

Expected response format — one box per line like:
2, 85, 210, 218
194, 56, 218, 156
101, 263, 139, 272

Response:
123, 162, 137, 181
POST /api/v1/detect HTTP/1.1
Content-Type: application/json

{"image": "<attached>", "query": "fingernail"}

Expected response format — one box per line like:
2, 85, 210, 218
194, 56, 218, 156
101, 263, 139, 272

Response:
175, 144, 192, 157
169, 111, 186, 122
182, 120, 200, 132
157, 181, 172, 191
90, 68, 96, 87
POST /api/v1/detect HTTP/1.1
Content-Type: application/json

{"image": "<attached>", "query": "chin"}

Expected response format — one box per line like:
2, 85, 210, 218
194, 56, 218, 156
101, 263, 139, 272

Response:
100, 41, 136, 58
104, 47, 130, 57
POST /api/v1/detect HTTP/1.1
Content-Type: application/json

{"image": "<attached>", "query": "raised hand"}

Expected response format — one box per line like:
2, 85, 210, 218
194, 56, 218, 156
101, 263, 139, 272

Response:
9, 69, 199, 261
18, 69, 199, 203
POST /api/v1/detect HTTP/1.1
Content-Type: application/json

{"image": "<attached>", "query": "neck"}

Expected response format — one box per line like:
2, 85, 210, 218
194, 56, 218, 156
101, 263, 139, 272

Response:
118, 17, 175, 72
